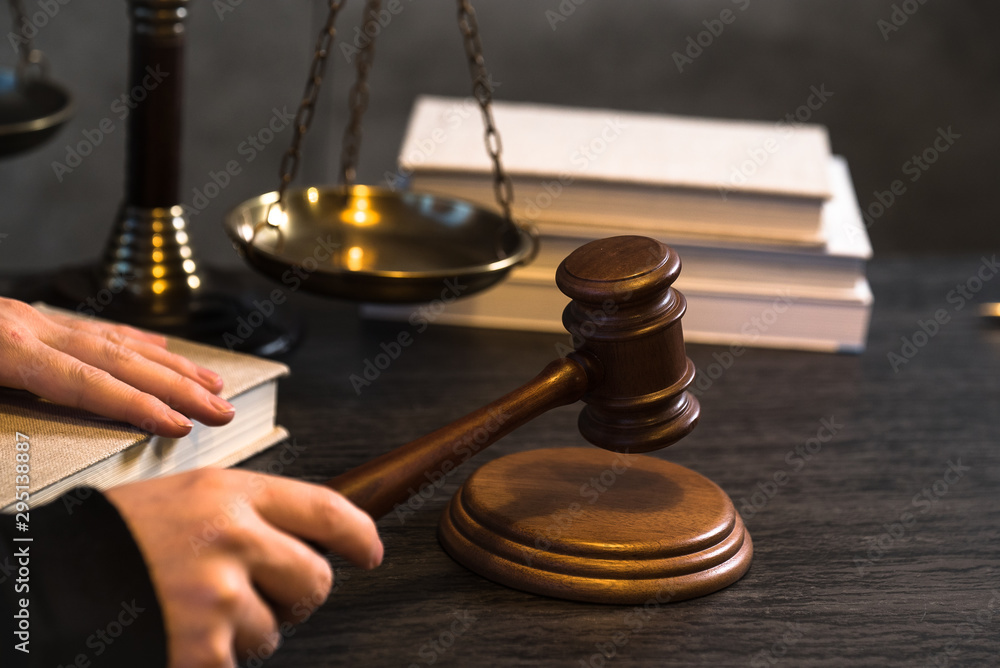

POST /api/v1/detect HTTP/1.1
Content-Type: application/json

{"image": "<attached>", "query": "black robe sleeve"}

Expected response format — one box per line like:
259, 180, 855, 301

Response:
0, 488, 167, 668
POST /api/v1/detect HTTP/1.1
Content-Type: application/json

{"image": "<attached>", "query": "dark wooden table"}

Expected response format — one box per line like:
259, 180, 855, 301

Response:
223, 255, 998, 667
9, 255, 997, 666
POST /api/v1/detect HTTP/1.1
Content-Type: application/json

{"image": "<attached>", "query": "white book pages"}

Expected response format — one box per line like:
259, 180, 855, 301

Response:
516, 156, 872, 291
361, 277, 872, 353
399, 96, 832, 198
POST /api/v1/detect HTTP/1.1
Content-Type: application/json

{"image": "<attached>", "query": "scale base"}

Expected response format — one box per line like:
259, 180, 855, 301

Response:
439, 447, 752, 604
48, 266, 301, 358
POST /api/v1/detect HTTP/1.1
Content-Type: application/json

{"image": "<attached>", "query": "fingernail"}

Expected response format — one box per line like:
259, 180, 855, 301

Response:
167, 409, 193, 429
369, 541, 384, 569
210, 395, 235, 415
198, 368, 223, 388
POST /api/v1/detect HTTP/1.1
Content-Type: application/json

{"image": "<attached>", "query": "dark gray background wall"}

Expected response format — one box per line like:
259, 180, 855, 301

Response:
1, 0, 996, 273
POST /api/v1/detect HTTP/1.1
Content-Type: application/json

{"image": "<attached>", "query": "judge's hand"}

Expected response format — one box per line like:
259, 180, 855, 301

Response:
106, 470, 384, 668
0, 296, 234, 437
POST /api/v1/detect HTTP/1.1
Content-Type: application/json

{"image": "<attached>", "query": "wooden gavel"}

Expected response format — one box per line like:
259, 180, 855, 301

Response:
326, 236, 700, 519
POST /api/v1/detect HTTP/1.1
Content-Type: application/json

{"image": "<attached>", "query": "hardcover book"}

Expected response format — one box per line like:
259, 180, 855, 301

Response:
0, 306, 289, 511
366, 156, 873, 353
398, 96, 833, 245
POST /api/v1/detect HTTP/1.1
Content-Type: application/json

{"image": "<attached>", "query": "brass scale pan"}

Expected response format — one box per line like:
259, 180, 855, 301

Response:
225, 185, 535, 304
225, 0, 534, 304
0, 64, 72, 158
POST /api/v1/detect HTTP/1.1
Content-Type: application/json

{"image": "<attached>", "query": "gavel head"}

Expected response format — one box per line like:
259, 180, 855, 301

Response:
556, 235, 700, 454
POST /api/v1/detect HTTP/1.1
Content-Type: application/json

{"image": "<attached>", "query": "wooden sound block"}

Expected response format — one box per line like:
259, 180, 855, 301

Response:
439, 447, 752, 604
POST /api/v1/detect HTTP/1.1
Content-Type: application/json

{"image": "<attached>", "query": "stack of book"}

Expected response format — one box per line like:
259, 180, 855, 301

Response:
366, 96, 872, 353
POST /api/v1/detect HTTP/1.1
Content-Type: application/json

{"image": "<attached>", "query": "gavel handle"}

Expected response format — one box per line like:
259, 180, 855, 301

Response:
325, 356, 591, 519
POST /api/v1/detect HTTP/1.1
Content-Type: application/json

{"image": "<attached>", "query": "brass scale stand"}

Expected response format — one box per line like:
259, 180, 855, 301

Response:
16, 0, 753, 603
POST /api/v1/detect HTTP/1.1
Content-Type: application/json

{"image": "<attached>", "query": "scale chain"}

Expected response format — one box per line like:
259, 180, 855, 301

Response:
267, 0, 514, 231
8, 0, 36, 66
456, 0, 514, 222
339, 0, 381, 185
275, 0, 346, 208
259, 0, 346, 248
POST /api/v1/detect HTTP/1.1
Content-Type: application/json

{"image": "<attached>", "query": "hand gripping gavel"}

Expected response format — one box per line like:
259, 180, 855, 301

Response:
326, 236, 700, 519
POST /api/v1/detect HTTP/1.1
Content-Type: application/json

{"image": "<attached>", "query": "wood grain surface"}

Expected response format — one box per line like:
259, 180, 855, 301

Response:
10, 255, 999, 666
240, 255, 1000, 667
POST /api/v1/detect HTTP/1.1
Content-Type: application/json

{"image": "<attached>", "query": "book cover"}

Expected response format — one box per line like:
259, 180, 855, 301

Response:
0, 308, 290, 510
398, 96, 833, 243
